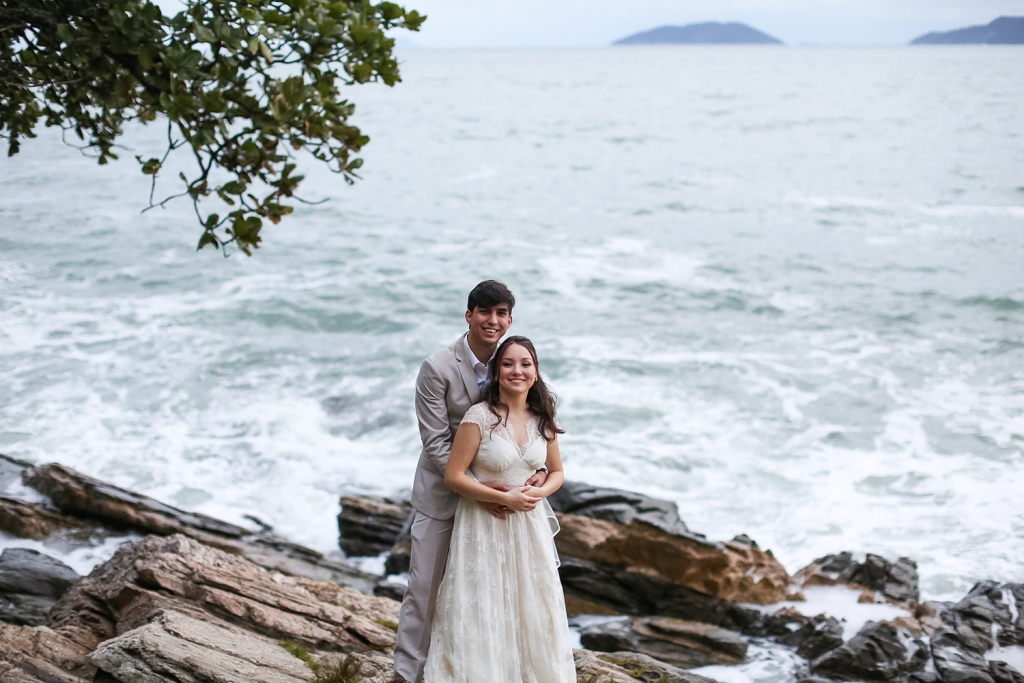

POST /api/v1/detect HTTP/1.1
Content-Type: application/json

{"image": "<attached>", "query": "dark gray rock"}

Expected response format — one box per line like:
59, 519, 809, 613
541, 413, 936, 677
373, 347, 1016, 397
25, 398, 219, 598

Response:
0, 548, 79, 626
796, 617, 845, 661
910, 16, 1024, 45
850, 554, 920, 604
338, 495, 413, 557
811, 621, 928, 681
547, 481, 689, 536
372, 581, 405, 602
579, 615, 747, 669
557, 556, 761, 633
796, 551, 920, 604
930, 582, 1024, 683
990, 661, 1024, 683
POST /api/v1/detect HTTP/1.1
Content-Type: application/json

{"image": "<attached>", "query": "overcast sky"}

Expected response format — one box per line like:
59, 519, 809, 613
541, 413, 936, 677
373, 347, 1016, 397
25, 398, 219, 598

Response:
394, 0, 1024, 48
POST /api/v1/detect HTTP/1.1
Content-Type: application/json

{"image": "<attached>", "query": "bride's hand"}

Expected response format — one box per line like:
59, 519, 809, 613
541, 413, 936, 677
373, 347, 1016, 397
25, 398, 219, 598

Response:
504, 486, 541, 512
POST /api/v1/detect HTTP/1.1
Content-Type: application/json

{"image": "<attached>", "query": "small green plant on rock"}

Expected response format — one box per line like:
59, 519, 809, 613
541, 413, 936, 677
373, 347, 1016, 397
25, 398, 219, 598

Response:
278, 641, 363, 683
372, 617, 399, 632
313, 655, 363, 683
279, 640, 321, 674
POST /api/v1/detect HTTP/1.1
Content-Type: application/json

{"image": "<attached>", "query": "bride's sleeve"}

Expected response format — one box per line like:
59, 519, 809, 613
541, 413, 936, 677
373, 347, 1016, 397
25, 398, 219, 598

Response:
460, 403, 489, 429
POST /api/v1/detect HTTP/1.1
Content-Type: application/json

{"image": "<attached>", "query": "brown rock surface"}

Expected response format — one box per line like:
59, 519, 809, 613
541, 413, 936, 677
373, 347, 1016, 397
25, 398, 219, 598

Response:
0, 497, 93, 541
0, 622, 95, 683
19, 462, 377, 594
337, 495, 412, 557
580, 616, 747, 669
48, 534, 397, 654
555, 513, 790, 605
87, 610, 315, 683
22, 464, 250, 550
573, 648, 720, 683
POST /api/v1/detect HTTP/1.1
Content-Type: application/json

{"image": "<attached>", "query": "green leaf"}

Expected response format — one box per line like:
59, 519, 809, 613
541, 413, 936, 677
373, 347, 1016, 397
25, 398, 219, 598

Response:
140, 157, 162, 175
197, 232, 219, 250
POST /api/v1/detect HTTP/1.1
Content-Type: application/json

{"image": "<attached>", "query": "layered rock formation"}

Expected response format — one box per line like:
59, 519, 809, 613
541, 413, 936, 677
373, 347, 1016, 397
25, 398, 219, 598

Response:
579, 616, 748, 668
2, 453, 1022, 683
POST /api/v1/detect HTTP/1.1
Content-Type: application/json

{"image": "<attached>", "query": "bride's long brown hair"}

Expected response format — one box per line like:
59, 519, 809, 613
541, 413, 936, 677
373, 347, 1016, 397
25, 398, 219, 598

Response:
484, 336, 564, 442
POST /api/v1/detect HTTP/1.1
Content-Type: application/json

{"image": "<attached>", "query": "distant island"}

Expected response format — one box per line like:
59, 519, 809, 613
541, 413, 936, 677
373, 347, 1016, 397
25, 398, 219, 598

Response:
614, 22, 783, 45
910, 16, 1024, 44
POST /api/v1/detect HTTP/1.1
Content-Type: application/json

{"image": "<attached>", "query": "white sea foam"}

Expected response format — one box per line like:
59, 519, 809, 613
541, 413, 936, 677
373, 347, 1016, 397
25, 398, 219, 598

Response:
1, 46, 1022, 595
751, 586, 911, 641
692, 640, 806, 683
0, 532, 137, 577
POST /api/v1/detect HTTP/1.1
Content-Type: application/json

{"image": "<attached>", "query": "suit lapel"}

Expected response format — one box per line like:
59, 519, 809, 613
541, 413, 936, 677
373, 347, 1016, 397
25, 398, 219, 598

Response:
453, 336, 481, 404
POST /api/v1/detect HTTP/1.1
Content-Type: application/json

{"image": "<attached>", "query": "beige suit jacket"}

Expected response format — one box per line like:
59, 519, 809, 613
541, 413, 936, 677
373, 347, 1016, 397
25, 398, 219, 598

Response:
411, 337, 482, 520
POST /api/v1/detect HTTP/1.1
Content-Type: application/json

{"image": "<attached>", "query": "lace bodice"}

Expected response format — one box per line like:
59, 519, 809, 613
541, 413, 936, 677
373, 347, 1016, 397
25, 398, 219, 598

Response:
460, 403, 548, 487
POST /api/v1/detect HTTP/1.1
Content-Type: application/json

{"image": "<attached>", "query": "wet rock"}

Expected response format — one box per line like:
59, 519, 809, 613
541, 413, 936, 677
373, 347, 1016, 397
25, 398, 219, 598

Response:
337, 495, 413, 557
0, 621, 95, 683
23, 463, 249, 548
795, 617, 845, 660
762, 609, 844, 660
579, 615, 747, 669
372, 581, 406, 602
87, 610, 315, 683
555, 513, 790, 605
795, 552, 920, 605
0, 497, 94, 541
573, 648, 720, 683
384, 537, 411, 576
991, 661, 1024, 683
20, 462, 377, 594
239, 534, 379, 595
811, 621, 928, 681
47, 534, 397, 654
558, 556, 762, 631
930, 582, 1023, 683
548, 481, 689, 535
752, 607, 815, 640
0, 548, 80, 627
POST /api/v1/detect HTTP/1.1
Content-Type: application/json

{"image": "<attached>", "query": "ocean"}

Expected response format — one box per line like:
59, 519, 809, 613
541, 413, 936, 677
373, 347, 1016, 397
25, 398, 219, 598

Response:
1, 45, 1022, 602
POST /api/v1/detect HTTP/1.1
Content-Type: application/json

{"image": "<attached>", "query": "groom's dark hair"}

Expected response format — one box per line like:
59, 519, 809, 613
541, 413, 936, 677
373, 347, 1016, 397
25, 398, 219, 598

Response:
467, 280, 515, 313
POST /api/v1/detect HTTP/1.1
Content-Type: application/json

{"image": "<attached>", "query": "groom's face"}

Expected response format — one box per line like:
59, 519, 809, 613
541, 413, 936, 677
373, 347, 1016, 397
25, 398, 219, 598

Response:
465, 304, 512, 347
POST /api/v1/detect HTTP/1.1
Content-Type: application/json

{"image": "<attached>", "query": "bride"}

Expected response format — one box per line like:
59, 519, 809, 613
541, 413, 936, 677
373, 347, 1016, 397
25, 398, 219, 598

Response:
422, 336, 577, 683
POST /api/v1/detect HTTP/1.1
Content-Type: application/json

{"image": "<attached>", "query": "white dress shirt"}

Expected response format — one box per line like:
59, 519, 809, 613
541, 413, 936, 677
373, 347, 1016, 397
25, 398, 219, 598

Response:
462, 333, 494, 396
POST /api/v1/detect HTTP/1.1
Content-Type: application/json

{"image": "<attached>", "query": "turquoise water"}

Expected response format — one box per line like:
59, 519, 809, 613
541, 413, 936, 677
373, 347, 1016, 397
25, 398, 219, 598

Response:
1, 46, 1022, 600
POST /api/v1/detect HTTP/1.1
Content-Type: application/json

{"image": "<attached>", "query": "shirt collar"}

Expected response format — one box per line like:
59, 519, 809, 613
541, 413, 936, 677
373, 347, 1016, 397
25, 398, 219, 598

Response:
462, 332, 493, 368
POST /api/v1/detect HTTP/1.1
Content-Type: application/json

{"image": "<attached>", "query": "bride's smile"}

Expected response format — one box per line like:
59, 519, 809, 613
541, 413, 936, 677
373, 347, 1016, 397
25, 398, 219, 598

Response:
498, 345, 537, 397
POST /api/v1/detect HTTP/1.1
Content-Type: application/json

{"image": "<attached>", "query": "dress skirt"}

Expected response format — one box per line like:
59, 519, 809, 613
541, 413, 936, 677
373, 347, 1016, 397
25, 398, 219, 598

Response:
422, 496, 577, 683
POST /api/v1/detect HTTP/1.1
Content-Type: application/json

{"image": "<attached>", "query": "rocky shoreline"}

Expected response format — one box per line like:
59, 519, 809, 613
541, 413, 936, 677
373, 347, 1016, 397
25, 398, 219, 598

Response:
2, 454, 1021, 683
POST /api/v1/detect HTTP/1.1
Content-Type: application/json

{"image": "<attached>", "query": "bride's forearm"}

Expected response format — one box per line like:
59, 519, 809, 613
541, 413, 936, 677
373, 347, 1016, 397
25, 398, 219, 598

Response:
530, 471, 563, 499
445, 472, 509, 505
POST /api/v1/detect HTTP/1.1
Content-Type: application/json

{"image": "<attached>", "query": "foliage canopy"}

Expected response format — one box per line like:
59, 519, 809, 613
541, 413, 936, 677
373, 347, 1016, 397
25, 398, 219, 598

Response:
0, 0, 424, 254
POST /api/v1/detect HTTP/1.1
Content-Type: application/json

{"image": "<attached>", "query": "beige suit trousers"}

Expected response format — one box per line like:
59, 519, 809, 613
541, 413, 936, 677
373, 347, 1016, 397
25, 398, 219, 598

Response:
393, 511, 455, 683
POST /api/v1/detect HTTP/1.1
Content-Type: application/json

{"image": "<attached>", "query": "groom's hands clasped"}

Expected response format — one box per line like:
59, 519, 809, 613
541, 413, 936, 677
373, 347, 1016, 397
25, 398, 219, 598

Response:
479, 481, 514, 520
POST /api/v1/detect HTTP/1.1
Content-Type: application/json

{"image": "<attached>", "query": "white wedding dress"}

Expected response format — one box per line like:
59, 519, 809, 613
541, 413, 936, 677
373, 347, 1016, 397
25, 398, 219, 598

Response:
422, 403, 576, 683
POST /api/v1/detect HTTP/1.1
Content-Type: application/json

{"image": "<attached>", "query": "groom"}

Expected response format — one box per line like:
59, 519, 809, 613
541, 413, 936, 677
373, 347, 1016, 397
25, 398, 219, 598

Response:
391, 280, 548, 683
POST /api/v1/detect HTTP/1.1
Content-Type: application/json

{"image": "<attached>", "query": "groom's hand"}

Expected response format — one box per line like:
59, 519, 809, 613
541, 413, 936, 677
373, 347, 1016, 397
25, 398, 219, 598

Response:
525, 470, 548, 488
480, 482, 513, 520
